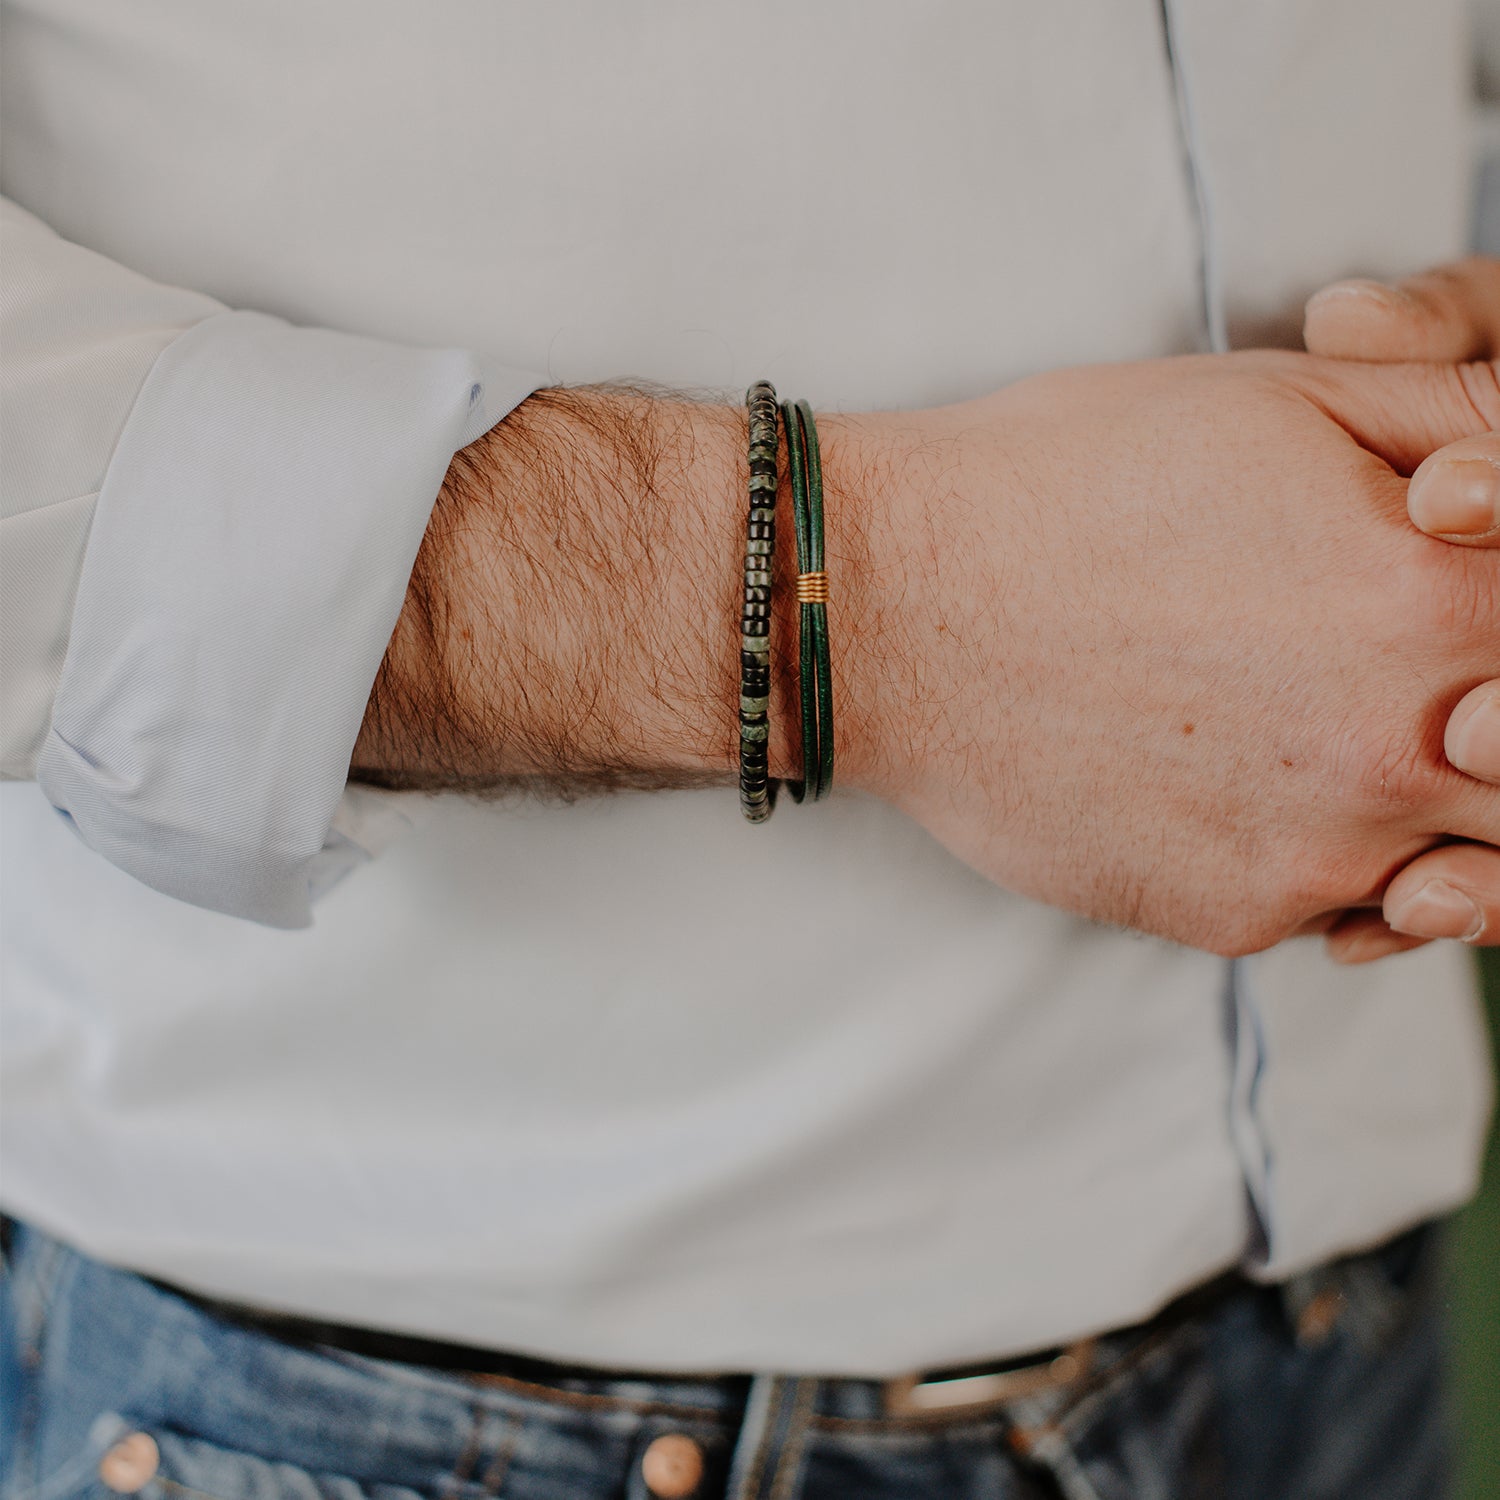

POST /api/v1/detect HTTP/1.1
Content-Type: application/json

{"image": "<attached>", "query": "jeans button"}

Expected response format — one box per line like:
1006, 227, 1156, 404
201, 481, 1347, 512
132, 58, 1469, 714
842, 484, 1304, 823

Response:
640, 1433, 704, 1498
1296, 1287, 1348, 1347
99, 1433, 160, 1493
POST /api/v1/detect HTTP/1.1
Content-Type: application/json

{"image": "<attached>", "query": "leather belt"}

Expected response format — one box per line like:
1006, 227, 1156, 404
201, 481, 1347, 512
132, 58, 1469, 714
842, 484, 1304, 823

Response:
882, 1338, 1098, 1415
159, 1265, 1249, 1420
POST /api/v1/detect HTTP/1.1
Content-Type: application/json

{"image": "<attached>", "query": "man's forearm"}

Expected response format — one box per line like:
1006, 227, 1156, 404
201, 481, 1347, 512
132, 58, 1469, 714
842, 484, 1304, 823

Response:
351, 352, 1500, 960
350, 387, 891, 797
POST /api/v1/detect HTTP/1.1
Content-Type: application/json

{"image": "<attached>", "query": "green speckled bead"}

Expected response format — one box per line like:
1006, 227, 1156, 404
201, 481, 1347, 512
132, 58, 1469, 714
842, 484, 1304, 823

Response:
740, 382, 780, 822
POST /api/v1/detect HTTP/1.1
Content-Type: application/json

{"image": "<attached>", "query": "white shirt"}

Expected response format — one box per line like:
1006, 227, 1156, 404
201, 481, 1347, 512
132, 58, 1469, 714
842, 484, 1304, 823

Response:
0, 0, 1491, 1374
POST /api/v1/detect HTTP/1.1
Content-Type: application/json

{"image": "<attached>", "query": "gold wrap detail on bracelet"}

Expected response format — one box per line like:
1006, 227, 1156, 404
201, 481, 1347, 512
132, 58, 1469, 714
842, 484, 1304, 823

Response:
795, 571, 830, 605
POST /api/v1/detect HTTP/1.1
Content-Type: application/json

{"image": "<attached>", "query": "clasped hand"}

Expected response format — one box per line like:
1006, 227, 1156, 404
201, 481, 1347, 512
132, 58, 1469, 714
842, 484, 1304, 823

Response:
848, 259, 1500, 960
1305, 257, 1500, 961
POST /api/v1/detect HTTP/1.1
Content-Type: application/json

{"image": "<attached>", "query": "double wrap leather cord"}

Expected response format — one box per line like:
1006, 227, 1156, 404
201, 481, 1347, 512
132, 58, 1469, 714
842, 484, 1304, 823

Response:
782, 398, 834, 801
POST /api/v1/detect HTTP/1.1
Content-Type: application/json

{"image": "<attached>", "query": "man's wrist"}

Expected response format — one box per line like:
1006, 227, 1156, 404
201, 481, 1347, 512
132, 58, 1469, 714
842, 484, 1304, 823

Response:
350, 387, 909, 802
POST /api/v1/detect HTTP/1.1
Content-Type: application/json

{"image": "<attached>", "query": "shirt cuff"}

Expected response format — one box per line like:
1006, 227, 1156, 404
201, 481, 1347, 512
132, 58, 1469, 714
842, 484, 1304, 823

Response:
36, 308, 543, 927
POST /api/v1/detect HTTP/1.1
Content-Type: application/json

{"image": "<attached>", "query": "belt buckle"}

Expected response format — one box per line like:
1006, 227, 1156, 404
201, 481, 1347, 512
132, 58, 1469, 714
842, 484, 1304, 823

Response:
882, 1338, 1096, 1417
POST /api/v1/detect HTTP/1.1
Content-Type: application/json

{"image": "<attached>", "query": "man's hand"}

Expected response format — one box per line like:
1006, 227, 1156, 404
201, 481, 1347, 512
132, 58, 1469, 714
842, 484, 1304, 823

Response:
1306, 258, 1500, 960
354, 355, 1500, 958
1305, 257, 1500, 364
864, 353, 1500, 955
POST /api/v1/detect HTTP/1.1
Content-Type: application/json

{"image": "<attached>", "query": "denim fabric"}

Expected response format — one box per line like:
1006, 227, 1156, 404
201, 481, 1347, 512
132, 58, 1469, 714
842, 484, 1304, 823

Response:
0, 1221, 1451, 1500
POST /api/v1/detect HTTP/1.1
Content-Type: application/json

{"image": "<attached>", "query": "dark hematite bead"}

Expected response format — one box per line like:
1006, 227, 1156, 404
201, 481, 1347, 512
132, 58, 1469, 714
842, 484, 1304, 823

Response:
740, 380, 781, 822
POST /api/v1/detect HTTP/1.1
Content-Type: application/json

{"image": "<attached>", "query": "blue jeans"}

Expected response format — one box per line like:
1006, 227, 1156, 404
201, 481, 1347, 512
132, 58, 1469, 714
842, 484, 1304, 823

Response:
0, 1220, 1452, 1500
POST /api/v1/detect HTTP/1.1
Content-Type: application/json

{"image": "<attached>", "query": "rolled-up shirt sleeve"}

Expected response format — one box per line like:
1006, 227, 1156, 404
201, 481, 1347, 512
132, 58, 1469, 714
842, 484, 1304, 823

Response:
1, 198, 542, 926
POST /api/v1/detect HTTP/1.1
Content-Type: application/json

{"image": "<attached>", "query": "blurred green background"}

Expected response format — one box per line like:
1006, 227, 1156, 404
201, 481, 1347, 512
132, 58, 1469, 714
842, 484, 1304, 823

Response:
1454, 949, 1499, 1500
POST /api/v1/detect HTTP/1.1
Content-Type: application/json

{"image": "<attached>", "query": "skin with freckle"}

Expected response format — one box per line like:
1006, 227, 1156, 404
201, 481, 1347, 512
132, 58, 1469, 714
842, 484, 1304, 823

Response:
849, 353, 1500, 956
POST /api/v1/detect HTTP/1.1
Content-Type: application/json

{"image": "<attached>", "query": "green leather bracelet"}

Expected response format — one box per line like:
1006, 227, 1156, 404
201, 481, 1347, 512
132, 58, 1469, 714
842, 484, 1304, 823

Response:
782, 398, 834, 801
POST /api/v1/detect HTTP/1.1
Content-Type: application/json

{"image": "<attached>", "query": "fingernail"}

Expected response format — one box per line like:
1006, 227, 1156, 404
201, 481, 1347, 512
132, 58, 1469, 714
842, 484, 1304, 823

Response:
1329, 927, 1410, 964
1408, 458, 1500, 536
1306, 279, 1417, 313
1386, 881, 1485, 941
1447, 688, 1500, 780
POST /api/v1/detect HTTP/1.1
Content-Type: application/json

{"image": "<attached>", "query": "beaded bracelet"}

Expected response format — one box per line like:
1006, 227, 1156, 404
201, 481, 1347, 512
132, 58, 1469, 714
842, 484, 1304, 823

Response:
781, 398, 834, 801
738, 381, 779, 823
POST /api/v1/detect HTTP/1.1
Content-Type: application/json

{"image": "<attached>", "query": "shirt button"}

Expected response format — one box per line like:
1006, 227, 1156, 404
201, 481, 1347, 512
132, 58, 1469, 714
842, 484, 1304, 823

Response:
98, 1432, 161, 1493
640, 1432, 705, 1498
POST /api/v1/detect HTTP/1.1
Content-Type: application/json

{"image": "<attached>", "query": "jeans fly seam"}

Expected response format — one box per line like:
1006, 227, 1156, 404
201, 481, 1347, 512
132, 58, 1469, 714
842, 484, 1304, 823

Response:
766, 1379, 817, 1500
437, 1407, 486, 1500
476, 1416, 520, 1500
727, 1375, 783, 1500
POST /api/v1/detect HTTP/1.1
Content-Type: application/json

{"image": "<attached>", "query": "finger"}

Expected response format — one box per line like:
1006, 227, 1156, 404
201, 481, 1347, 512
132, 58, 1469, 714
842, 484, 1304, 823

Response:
1439, 775, 1500, 854
1303, 357, 1500, 476
1325, 908, 1431, 964
1406, 436, 1500, 545
1304, 257, 1500, 362
1445, 680, 1500, 783
1383, 842, 1500, 944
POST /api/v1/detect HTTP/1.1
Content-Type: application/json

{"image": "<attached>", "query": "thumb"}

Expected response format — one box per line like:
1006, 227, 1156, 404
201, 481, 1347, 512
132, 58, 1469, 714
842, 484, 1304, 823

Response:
1304, 258, 1500, 362
1406, 435, 1500, 546
1297, 357, 1500, 477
